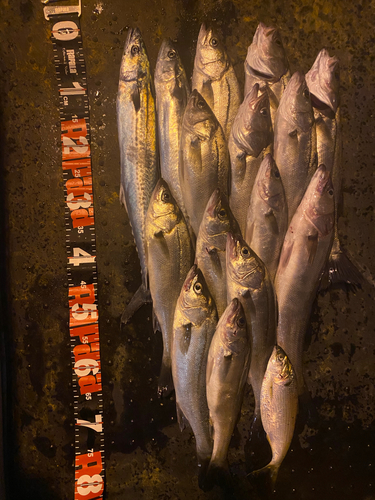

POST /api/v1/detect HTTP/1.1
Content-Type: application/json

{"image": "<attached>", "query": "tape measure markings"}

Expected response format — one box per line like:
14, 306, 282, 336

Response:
43, 4, 105, 499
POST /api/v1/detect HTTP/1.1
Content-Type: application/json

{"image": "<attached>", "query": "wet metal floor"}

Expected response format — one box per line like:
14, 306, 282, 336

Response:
1, 1, 375, 499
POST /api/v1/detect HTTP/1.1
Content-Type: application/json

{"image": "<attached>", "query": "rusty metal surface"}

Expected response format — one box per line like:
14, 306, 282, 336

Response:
1, 1, 375, 499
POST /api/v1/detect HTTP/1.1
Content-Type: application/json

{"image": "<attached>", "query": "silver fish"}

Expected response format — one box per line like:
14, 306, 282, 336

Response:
306, 50, 363, 288
251, 345, 298, 485
244, 22, 290, 125
146, 179, 194, 397
226, 232, 276, 426
196, 189, 240, 318
117, 27, 159, 296
229, 84, 273, 234
206, 298, 251, 473
245, 153, 288, 282
172, 265, 217, 485
155, 39, 190, 227
274, 165, 335, 394
192, 23, 242, 140
180, 89, 229, 238
273, 71, 316, 224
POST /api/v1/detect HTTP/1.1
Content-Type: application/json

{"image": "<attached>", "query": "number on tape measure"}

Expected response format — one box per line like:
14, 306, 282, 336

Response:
69, 247, 96, 266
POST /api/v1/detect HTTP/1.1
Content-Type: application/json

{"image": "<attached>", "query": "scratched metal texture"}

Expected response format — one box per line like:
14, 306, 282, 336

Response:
0, 1, 375, 499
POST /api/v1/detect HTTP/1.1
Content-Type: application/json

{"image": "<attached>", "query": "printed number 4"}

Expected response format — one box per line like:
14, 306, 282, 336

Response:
69, 248, 95, 266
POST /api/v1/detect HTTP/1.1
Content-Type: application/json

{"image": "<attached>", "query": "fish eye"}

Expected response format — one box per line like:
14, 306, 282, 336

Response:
168, 49, 176, 59
193, 282, 202, 294
237, 316, 246, 327
328, 188, 334, 196
274, 39, 282, 46
210, 37, 218, 47
303, 88, 310, 100
260, 107, 268, 117
161, 190, 170, 202
197, 100, 205, 109
131, 45, 140, 55
241, 246, 250, 258
274, 169, 280, 178
218, 208, 227, 219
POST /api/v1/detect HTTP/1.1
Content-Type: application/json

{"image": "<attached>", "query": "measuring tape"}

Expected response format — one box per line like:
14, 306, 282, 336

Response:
42, 1, 105, 498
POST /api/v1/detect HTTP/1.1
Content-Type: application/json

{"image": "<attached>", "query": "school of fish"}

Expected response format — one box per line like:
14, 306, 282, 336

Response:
116, 22, 363, 491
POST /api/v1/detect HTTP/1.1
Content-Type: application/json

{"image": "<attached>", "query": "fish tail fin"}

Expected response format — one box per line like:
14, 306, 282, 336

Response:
325, 239, 367, 290
121, 284, 152, 324
196, 455, 212, 492
249, 462, 280, 487
157, 360, 174, 398
205, 461, 232, 492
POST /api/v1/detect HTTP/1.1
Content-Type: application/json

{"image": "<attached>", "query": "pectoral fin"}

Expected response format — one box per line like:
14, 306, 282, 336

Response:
278, 239, 294, 273
307, 233, 319, 264
131, 84, 141, 112
265, 209, 279, 236
176, 402, 190, 432
172, 82, 184, 101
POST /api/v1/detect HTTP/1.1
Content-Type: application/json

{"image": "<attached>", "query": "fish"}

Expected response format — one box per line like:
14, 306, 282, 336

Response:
196, 189, 240, 318
273, 71, 317, 224
117, 28, 159, 322
146, 179, 194, 397
306, 49, 363, 288
244, 22, 290, 125
250, 345, 298, 485
179, 89, 229, 238
274, 165, 335, 394
155, 39, 190, 230
206, 298, 251, 477
229, 83, 273, 234
172, 265, 217, 487
192, 23, 242, 140
226, 232, 277, 428
245, 153, 288, 282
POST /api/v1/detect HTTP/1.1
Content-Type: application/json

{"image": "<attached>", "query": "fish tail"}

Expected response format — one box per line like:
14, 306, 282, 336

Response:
157, 359, 174, 398
121, 284, 152, 324
325, 238, 367, 290
249, 462, 280, 486
205, 461, 232, 492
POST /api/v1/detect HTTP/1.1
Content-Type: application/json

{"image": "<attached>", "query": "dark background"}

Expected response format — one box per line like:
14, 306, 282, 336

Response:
1, 0, 375, 499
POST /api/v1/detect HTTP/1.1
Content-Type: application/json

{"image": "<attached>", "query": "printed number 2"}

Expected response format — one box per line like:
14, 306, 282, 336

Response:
69, 248, 95, 266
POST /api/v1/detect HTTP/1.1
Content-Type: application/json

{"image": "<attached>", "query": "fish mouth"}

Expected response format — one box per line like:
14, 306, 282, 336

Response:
226, 232, 238, 261
225, 297, 241, 324
246, 62, 276, 82
183, 265, 198, 292
315, 164, 333, 194
206, 188, 221, 217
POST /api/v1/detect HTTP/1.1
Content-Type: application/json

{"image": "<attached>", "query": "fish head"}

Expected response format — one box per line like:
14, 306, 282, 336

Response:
306, 48, 340, 113
231, 84, 272, 156
195, 23, 229, 80
119, 27, 149, 82
180, 265, 215, 325
183, 89, 218, 140
201, 189, 240, 250
148, 179, 180, 232
226, 233, 265, 290
304, 164, 335, 237
155, 38, 184, 83
257, 154, 285, 211
219, 298, 249, 355
270, 345, 295, 386
246, 23, 289, 82
280, 72, 314, 132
